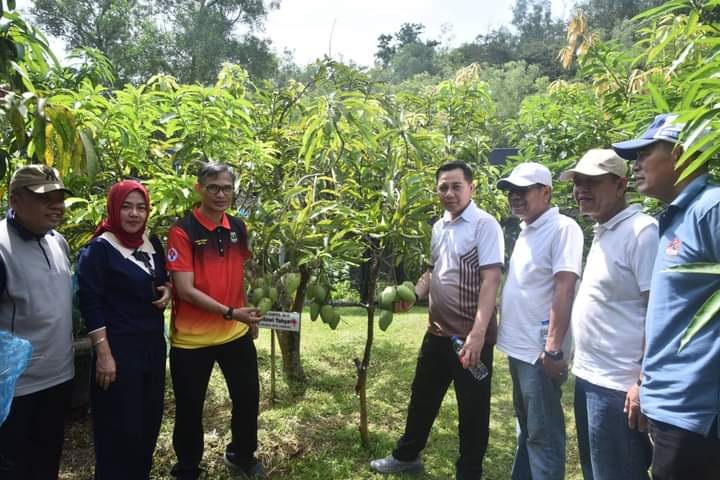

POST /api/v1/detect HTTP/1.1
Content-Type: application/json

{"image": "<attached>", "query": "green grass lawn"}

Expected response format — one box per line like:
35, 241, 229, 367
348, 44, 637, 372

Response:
60, 306, 582, 479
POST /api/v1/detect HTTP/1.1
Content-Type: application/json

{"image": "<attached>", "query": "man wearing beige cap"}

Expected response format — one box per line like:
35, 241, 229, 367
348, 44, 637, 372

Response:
497, 162, 583, 480
0, 165, 74, 480
560, 149, 656, 480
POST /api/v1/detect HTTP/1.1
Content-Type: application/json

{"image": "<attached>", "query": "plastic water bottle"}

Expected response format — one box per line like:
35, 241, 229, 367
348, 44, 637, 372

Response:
540, 319, 549, 349
451, 336, 489, 381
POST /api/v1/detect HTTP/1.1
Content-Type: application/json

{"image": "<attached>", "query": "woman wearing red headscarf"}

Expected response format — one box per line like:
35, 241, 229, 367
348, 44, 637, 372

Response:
77, 180, 171, 480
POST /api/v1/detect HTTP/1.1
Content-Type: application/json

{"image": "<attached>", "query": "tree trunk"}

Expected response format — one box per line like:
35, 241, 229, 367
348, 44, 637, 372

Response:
276, 266, 310, 384
355, 250, 381, 447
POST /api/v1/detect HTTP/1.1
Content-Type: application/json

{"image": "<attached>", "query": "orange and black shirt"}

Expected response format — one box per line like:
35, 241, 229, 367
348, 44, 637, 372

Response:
166, 208, 250, 348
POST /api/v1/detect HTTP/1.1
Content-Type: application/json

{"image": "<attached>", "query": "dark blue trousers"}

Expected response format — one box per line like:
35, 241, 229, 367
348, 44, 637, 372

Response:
90, 334, 166, 480
0, 379, 73, 480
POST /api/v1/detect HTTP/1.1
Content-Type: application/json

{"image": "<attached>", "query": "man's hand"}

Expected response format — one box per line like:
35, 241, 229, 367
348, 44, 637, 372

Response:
458, 331, 485, 368
624, 382, 647, 431
233, 306, 262, 324
540, 353, 568, 385
393, 299, 414, 313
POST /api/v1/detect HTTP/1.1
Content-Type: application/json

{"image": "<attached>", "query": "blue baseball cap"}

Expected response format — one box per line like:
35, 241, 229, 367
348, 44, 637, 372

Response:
612, 113, 710, 160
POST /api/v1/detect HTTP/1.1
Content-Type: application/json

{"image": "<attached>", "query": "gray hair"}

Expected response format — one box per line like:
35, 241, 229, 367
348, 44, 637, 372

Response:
197, 161, 236, 185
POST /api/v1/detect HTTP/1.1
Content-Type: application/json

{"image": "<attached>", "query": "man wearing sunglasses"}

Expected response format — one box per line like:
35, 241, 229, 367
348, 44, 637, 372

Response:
166, 162, 264, 479
0, 165, 74, 480
496, 162, 583, 480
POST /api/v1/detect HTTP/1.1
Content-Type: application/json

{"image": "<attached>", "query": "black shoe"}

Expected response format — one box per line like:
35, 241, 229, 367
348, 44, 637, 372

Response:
224, 452, 266, 479
170, 464, 203, 480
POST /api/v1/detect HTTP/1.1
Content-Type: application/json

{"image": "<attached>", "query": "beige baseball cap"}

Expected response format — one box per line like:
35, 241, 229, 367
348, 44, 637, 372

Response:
9, 165, 71, 194
559, 149, 627, 181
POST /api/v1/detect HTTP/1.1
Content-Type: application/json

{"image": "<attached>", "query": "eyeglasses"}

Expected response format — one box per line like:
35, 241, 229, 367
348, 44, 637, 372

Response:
506, 184, 544, 195
204, 184, 234, 195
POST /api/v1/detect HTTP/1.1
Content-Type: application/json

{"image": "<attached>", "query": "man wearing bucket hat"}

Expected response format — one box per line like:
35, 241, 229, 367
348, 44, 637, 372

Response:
613, 114, 720, 480
496, 162, 583, 480
560, 149, 656, 480
0, 165, 74, 480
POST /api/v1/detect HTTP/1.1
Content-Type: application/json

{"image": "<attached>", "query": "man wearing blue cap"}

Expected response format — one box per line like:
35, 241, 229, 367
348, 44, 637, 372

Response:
613, 114, 720, 480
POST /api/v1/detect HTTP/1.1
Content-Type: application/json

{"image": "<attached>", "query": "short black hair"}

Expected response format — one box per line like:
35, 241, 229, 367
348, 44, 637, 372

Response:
435, 161, 473, 182
197, 161, 236, 185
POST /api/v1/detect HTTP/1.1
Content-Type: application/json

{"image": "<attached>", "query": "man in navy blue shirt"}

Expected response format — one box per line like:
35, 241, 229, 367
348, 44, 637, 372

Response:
613, 114, 720, 480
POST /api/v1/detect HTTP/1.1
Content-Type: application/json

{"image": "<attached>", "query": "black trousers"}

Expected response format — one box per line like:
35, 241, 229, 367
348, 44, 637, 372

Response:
649, 418, 720, 480
393, 333, 494, 480
169, 334, 259, 476
0, 379, 73, 480
90, 335, 166, 480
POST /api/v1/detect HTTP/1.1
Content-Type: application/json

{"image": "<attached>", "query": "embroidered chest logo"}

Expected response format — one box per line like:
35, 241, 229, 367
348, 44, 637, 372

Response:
194, 239, 208, 246
230, 231, 238, 243
665, 238, 682, 256
167, 247, 179, 262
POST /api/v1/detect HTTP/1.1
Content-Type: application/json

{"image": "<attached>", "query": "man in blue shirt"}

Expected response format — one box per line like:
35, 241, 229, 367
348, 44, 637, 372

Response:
613, 114, 720, 480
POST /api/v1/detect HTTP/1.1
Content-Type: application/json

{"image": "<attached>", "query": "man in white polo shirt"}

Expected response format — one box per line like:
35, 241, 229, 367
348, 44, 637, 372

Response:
370, 161, 503, 479
560, 149, 656, 480
497, 162, 583, 480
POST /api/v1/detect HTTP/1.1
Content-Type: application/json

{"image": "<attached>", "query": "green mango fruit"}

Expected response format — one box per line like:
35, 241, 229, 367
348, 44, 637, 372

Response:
284, 272, 301, 293
268, 286, 279, 303
396, 285, 416, 303
327, 310, 340, 330
402, 280, 415, 292
320, 304, 335, 324
379, 310, 393, 331
313, 285, 328, 303
309, 302, 321, 321
250, 287, 265, 305
380, 286, 396, 306
258, 297, 272, 316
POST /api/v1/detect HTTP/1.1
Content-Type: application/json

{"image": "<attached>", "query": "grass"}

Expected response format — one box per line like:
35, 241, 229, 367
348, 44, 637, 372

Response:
60, 306, 582, 479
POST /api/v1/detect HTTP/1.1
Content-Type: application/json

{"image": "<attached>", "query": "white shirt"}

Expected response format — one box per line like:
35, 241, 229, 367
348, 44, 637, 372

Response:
571, 205, 658, 391
428, 200, 504, 337
99, 231, 158, 275
497, 207, 584, 364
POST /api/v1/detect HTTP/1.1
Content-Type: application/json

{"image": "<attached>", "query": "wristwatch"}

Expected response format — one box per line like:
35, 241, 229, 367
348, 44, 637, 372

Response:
544, 350, 564, 361
223, 306, 234, 320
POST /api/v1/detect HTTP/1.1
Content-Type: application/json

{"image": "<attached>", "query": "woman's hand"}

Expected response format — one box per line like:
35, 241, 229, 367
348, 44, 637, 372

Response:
152, 283, 172, 310
94, 342, 117, 391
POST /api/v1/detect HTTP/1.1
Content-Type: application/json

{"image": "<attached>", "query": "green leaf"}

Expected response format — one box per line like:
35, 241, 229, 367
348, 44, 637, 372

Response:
666, 263, 720, 275
678, 289, 720, 351
79, 129, 98, 182
646, 83, 669, 112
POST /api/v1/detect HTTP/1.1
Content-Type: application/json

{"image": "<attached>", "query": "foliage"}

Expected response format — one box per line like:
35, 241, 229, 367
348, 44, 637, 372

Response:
30, 0, 280, 84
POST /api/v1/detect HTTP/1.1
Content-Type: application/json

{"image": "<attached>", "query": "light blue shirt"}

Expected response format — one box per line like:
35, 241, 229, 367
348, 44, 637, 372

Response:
641, 175, 720, 437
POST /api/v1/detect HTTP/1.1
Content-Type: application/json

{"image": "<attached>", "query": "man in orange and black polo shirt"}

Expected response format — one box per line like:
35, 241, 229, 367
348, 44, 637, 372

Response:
166, 162, 264, 480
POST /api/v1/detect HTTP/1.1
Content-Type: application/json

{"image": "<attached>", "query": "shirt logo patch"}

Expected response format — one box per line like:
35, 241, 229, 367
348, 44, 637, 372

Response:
167, 247, 179, 262
665, 238, 682, 256
194, 239, 208, 246
230, 231, 238, 243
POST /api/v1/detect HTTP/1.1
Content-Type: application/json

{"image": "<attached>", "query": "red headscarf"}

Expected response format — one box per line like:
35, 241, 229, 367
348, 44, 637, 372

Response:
93, 180, 150, 249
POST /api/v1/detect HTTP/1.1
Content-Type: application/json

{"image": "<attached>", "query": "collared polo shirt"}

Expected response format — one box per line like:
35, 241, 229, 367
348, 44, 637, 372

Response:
571, 205, 657, 391
498, 207, 583, 364
166, 208, 251, 349
641, 175, 720, 436
428, 200, 504, 339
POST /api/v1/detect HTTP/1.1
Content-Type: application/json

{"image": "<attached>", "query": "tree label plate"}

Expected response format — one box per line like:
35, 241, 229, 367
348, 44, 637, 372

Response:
259, 311, 301, 332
